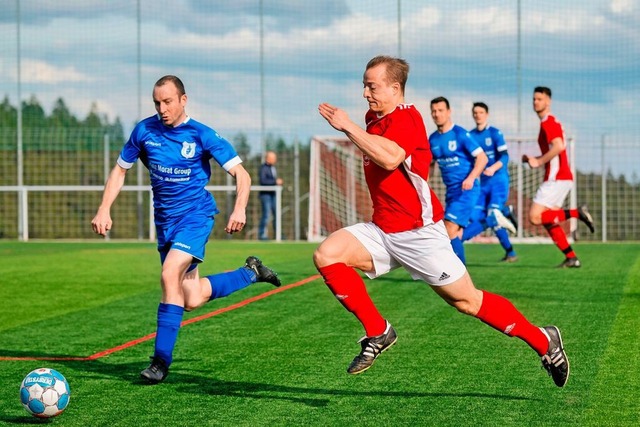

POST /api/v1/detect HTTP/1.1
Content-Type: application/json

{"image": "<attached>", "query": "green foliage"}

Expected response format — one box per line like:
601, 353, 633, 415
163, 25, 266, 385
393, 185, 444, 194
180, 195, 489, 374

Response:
0, 94, 124, 140
0, 242, 639, 426
0, 96, 17, 127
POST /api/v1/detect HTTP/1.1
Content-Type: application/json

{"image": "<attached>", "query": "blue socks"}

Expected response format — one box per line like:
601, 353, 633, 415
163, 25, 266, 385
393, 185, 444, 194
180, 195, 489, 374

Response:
154, 303, 184, 366
207, 267, 255, 300
450, 237, 466, 264
495, 227, 516, 257
153, 268, 259, 366
153, 268, 257, 367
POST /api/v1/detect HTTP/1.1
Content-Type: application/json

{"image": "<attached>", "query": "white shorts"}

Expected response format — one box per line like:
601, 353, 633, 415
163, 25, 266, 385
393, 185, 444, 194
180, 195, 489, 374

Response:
533, 180, 573, 208
344, 220, 466, 286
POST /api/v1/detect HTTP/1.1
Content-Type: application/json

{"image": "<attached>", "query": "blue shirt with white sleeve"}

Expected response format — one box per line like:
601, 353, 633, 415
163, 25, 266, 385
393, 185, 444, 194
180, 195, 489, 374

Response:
429, 124, 484, 192
117, 115, 242, 225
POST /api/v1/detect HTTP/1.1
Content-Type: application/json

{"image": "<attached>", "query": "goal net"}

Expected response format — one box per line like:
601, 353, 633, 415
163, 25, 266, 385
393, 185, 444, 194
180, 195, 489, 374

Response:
308, 136, 577, 242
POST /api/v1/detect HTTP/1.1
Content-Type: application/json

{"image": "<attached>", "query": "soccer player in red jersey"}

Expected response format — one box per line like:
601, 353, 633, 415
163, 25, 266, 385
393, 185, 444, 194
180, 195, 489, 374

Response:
523, 87, 595, 268
315, 56, 569, 387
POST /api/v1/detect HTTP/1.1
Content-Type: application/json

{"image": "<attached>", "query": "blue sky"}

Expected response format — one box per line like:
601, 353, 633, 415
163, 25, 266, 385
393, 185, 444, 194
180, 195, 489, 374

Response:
0, 0, 638, 173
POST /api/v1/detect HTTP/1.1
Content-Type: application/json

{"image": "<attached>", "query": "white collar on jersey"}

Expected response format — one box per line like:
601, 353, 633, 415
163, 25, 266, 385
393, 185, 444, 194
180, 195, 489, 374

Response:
155, 114, 191, 127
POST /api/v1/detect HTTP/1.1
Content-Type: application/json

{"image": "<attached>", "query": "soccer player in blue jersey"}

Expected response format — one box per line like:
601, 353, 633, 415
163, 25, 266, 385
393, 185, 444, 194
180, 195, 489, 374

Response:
91, 75, 281, 384
429, 97, 487, 264
462, 102, 518, 262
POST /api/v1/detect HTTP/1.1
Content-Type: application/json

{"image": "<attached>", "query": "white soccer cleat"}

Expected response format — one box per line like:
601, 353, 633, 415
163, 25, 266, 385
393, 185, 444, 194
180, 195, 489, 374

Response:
492, 208, 516, 234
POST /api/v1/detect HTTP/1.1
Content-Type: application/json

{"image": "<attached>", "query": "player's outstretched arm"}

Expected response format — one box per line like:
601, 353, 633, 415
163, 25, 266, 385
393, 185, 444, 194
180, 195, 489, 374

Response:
224, 163, 251, 234
91, 164, 127, 236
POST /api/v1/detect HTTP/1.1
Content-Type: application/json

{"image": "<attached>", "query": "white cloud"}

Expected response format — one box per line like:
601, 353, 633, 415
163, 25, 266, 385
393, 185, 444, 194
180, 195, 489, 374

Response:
10, 59, 93, 84
402, 6, 441, 31
525, 10, 605, 33
610, 0, 634, 14
459, 6, 516, 35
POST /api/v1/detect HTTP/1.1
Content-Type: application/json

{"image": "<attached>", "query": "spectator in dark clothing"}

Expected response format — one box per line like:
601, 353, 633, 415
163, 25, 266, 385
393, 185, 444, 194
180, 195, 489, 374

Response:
258, 151, 283, 240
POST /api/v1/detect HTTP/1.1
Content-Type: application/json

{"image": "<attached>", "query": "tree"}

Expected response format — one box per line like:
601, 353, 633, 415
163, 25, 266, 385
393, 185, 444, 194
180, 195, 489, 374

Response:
108, 117, 125, 142
49, 98, 78, 128
0, 95, 17, 127
22, 95, 46, 127
265, 133, 288, 152
233, 132, 251, 159
83, 102, 104, 128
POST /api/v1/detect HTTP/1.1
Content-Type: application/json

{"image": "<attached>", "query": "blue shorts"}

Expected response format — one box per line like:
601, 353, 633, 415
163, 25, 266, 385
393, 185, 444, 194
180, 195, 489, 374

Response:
472, 177, 509, 221
480, 176, 509, 211
445, 185, 480, 227
156, 213, 215, 270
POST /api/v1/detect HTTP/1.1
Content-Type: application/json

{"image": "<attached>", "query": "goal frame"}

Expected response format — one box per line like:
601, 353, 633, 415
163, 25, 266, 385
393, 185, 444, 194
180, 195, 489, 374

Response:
308, 135, 577, 243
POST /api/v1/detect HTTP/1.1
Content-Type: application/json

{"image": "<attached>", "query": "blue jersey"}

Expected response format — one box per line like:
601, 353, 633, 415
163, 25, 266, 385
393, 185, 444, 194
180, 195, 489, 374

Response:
118, 115, 242, 225
470, 125, 509, 185
429, 124, 484, 189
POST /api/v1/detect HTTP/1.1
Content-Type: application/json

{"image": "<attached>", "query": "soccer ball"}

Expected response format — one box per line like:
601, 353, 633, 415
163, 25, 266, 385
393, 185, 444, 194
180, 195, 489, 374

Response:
19, 368, 70, 418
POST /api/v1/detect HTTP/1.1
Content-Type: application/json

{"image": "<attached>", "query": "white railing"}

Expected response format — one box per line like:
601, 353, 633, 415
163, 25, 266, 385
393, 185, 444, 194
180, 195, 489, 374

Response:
0, 185, 282, 242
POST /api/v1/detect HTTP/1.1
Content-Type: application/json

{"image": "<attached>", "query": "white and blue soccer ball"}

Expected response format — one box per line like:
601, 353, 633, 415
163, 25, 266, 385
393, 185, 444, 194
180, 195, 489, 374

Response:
19, 368, 70, 418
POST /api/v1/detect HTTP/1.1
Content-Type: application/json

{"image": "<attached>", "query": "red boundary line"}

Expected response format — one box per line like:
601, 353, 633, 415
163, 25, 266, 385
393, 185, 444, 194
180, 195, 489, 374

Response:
0, 274, 320, 362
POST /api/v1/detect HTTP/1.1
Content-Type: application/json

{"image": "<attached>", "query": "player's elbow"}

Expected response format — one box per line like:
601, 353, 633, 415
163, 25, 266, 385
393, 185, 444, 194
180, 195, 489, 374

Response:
379, 150, 406, 171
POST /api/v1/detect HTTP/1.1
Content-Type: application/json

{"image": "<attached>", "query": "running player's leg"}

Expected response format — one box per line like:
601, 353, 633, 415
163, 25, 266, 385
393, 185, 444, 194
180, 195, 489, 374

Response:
313, 227, 387, 337
315, 224, 401, 374
445, 186, 478, 264
530, 181, 579, 265
487, 180, 517, 260
144, 214, 211, 383
462, 187, 489, 242
393, 223, 546, 355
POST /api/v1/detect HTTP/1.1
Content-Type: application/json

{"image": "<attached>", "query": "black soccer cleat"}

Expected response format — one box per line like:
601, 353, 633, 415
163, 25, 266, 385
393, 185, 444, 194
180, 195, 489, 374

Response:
347, 322, 397, 375
578, 205, 595, 234
557, 257, 581, 268
541, 325, 570, 387
505, 205, 518, 232
140, 356, 169, 384
245, 256, 281, 287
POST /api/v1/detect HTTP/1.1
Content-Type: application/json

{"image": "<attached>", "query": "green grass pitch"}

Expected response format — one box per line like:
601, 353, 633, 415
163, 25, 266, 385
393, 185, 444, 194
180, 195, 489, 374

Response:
0, 241, 639, 426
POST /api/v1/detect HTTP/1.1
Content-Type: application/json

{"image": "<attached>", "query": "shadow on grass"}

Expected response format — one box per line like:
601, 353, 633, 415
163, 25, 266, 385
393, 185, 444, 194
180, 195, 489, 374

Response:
169, 371, 539, 408
0, 350, 539, 415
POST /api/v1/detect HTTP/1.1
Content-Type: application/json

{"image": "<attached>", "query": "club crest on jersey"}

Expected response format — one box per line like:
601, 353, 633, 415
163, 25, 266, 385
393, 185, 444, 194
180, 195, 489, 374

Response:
363, 154, 371, 166
448, 140, 457, 151
181, 142, 196, 159
485, 137, 492, 146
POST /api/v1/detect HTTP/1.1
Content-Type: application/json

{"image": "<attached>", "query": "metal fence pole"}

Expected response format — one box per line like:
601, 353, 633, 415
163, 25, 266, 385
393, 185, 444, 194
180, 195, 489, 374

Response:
516, 140, 524, 238
294, 138, 300, 241
569, 137, 577, 237
103, 133, 110, 182
16, 0, 24, 241
601, 134, 607, 242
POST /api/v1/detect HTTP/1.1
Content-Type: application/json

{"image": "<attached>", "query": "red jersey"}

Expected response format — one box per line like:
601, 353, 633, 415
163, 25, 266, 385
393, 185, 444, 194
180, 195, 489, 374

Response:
364, 104, 444, 233
538, 114, 573, 181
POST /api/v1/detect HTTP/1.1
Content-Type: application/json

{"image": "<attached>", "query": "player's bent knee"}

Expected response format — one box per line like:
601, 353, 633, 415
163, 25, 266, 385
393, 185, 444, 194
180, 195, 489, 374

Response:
183, 302, 201, 312
313, 245, 342, 268
452, 301, 479, 316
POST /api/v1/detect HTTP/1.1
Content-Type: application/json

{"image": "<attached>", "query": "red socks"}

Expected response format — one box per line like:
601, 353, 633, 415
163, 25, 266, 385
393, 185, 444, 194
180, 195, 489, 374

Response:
545, 224, 576, 258
318, 263, 386, 337
476, 290, 549, 356
318, 264, 552, 355
541, 208, 579, 225
541, 209, 577, 258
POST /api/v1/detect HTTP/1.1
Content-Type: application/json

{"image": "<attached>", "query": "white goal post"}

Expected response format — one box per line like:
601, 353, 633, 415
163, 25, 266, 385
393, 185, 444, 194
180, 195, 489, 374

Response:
308, 135, 577, 243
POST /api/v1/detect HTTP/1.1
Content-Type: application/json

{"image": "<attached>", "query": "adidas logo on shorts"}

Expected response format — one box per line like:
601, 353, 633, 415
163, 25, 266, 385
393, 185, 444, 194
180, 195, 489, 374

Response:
438, 272, 450, 281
